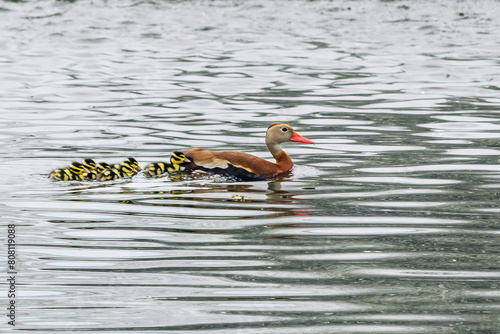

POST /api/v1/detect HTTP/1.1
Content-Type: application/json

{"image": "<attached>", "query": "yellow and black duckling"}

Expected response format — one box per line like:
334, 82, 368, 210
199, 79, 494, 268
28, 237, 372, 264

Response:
81, 158, 97, 180
96, 163, 136, 181
111, 157, 141, 173
96, 162, 111, 172
83, 161, 111, 180
96, 158, 141, 181
48, 162, 87, 181
82, 158, 97, 171
143, 152, 190, 178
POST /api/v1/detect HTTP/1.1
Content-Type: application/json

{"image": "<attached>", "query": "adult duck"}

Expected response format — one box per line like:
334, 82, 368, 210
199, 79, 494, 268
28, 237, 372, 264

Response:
180, 123, 313, 181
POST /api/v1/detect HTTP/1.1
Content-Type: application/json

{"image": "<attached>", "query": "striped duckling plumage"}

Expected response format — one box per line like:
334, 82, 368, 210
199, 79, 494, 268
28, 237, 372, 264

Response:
83, 160, 111, 180
111, 157, 141, 172
143, 152, 190, 178
96, 157, 141, 181
48, 162, 87, 181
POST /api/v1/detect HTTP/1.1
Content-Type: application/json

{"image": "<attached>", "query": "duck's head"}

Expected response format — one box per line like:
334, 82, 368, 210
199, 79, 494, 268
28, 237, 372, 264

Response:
171, 151, 190, 164
123, 157, 141, 172
69, 162, 86, 175
96, 162, 111, 173
119, 164, 135, 175
266, 123, 314, 145
82, 158, 97, 170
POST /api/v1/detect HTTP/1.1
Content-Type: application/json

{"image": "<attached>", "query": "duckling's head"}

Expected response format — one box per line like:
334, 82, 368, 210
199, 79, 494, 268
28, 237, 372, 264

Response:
69, 162, 86, 175
82, 158, 97, 170
119, 164, 134, 175
171, 151, 190, 165
123, 157, 141, 172
96, 162, 110, 173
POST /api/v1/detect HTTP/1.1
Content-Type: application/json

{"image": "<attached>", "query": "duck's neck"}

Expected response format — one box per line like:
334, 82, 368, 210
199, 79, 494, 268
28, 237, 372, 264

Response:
266, 141, 293, 173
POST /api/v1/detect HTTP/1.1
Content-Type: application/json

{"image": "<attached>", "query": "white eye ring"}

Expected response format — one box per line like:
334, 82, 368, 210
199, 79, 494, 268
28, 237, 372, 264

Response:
281, 127, 288, 132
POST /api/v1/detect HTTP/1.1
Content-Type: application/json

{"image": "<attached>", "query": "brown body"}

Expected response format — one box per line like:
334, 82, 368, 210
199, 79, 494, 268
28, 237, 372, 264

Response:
180, 123, 313, 180
182, 148, 291, 177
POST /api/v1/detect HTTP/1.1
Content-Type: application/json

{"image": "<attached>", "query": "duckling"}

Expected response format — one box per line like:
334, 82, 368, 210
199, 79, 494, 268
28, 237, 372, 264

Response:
96, 162, 111, 172
96, 162, 136, 181
83, 162, 111, 180
81, 158, 97, 180
143, 152, 190, 178
112, 157, 141, 173
48, 162, 87, 181
81, 158, 97, 171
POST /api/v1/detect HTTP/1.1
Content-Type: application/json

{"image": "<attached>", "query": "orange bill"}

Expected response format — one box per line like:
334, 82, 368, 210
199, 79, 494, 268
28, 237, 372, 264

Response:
289, 131, 314, 144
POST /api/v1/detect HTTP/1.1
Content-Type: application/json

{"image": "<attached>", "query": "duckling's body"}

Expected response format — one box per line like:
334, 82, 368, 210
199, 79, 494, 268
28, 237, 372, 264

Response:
144, 152, 189, 178
96, 158, 140, 181
112, 157, 141, 172
96, 164, 135, 181
48, 162, 86, 181
84, 162, 111, 180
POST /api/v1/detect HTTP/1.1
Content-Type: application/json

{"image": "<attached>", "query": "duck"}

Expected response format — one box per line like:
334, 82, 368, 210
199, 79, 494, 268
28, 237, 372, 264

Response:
96, 158, 140, 181
96, 162, 111, 172
81, 158, 97, 171
178, 123, 314, 181
111, 157, 141, 173
143, 152, 190, 178
83, 161, 111, 180
96, 164, 134, 181
48, 162, 87, 181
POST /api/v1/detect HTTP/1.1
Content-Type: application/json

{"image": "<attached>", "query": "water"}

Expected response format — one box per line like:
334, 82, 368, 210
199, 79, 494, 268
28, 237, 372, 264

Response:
1, 0, 499, 333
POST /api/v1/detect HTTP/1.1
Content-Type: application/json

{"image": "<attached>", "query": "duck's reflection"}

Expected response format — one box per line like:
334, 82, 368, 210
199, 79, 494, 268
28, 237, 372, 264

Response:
62, 175, 314, 217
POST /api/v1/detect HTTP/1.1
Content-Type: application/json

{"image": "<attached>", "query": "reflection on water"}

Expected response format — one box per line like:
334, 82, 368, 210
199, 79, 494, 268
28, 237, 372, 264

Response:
1, 0, 499, 333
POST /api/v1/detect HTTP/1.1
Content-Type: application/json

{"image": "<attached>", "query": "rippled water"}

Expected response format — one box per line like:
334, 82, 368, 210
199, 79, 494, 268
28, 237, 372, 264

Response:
1, 0, 500, 333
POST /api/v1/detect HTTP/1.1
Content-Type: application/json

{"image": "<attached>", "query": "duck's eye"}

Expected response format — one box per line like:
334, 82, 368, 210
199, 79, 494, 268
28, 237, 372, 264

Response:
281, 127, 288, 132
